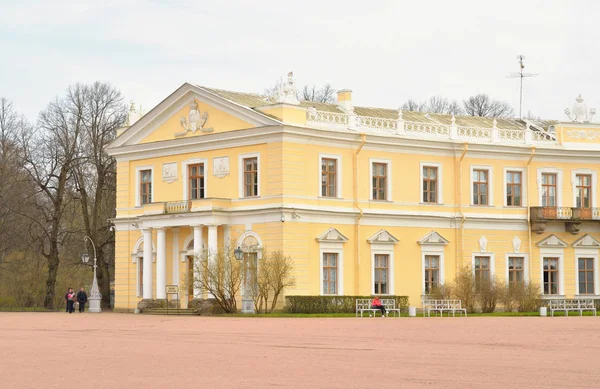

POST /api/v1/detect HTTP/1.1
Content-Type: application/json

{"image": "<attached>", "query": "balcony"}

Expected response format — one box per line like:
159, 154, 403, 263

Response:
141, 198, 233, 216
165, 200, 191, 214
530, 207, 600, 235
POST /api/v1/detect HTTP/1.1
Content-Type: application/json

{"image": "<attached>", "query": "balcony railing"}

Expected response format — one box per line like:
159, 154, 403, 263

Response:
165, 200, 191, 214
530, 207, 600, 221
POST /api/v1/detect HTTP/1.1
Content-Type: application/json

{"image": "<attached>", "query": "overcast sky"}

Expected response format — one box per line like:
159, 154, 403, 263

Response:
1, 0, 599, 122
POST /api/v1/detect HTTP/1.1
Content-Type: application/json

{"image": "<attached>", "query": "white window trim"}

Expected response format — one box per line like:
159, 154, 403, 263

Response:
539, 248, 565, 296
470, 165, 493, 206
504, 253, 529, 283
369, 158, 392, 201
574, 248, 599, 295
421, 246, 445, 295
238, 152, 260, 198
135, 165, 154, 207
182, 158, 209, 201
420, 162, 443, 204
471, 252, 496, 278
536, 168, 563, 207
571, 168, 597, 208
319, 243, 344, 296
370, 246, 395, 295
318, 153, 342, 198
503, 167, 527, 207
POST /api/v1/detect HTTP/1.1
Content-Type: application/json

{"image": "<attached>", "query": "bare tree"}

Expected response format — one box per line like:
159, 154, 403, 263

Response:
463, 94, 514, 118
400, 99, 426, 112
253, 250, 295, 313
301, 84, 336, 103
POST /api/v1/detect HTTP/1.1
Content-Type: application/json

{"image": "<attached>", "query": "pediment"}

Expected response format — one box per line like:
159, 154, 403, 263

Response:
418, 231, 449, 245
537, 234, 568, 248
108, 83, 280, 149
316, 228, 349, 243
367, 229, 399, 244
572, 234, 600, 248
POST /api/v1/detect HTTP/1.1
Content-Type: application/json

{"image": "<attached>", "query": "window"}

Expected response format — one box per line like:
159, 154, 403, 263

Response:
472, 169, 489, 205
322, 253, 338, 294
576, 174, 592, 209
374, 254, 388, 294
506, 171, 522, 206
422, 166, 438, 203
188, 163, 205, 200
543, 258, 559, 295
541, 173, 557, 207
140, 169, 152, 204
321, 158, 337, 197
372, 163, 387, 200
243, 157, 258, 197
424, 255, 440, 293
508, 257, 524, 285
474, 256, 490, 290
578, 258, 594, 295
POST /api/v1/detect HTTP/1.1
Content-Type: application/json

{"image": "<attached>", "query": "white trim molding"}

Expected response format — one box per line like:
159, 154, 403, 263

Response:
368, 229, 398, 295
318, 153, 343, 198
369, 158, 392, 201
471, 252, 496, 278
182, 158, 209, 201
536, 168, 563, 207
238, 152, 261, 198
570, 168, 598, 208
572, 234, 600, 295
317, 227, 348, 295
420, 162, 443, 204
470, 164, 493, 206
421, 246, 445, 295
539, 247, 565, 296
503, 167, 527, 207
504, 253, 529, 283
134, 165, 154, 207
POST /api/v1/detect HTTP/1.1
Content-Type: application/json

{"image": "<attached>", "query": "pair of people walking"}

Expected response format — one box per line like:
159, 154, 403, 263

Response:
65, 287, 88, 313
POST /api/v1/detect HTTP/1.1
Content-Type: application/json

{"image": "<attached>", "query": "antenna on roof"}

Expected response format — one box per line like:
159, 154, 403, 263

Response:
506, 54, 538, 119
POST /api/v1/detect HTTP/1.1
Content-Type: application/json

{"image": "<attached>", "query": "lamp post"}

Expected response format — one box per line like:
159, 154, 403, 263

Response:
234, 246, 254, 314
82, 236, 102, 313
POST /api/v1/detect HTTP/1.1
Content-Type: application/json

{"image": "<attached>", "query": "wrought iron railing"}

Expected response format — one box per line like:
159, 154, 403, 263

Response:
530, 207, 573, 220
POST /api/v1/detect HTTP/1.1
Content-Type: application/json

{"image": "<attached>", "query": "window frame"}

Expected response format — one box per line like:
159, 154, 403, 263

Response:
183, 158, 208, 201
421, 246, 445, 295
369, 158, 392, 201
539, 249, 564, 296
318, 154, 342, 198
504, 167, 526, 207
504, 254, 529, 284
135, 165, 154, 207
470, 165, 493, 206
371, 248, 395, 295
571, 169, 597, 209
424, 255, 440, 294
536, 168, 563, 207
574, 250, 599, 296
373, 254, 389, 295
471, 252, 495, 290
238, 153, 261, 198
320, 249, 343, 295
420, 162, 443, 204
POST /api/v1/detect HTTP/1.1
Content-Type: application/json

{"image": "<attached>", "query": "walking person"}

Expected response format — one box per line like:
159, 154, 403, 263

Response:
76, 287, 88, 313
371, 296, 387, 317
65, 288, 75, 314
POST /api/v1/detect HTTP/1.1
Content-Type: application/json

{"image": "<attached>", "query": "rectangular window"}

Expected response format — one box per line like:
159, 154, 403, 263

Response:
140, 169, 152, 204
374, 254, 388, 294
472, 169, 489, 205
321, 158, 337, 197
506, 171, 522, 206
543, 258, 559, 295
508, 257, 524, 285
474, 256, 490, 290
541, 173, 557, 207
372, 163, 387, 200
424, 255, 440, 294
578, 258, 594, 295
576, 174, 592, 209
189, 163, 205, 200
323, 253, 338, 294
423, 166, 438, 203
243, 157, 258, 197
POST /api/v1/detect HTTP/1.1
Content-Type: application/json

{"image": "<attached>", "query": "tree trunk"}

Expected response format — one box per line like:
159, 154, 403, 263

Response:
97, 248, 111, 309
44, 253, 59, 309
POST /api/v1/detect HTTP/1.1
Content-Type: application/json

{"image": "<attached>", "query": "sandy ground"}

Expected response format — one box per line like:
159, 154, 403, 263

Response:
1, 313, 599, 389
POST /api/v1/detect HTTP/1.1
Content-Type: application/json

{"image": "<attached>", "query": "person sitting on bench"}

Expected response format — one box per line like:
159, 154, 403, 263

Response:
371, 296, 386, 317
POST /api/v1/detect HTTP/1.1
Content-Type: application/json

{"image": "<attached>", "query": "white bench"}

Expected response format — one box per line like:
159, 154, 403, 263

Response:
548, 299, 597, 317
355, 299, 401, 317
422, 299, 467, 317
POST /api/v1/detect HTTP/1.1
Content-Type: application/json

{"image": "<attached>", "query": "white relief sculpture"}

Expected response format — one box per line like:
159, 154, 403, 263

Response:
479, 236, 488, 252
277, 71, 300, 105
565, 94, 596, 123
566, 129, 600, 140
176, 101, 213, 136
512, 236, 521, 253
212, 156, 230, 178
162, 162, 178, 183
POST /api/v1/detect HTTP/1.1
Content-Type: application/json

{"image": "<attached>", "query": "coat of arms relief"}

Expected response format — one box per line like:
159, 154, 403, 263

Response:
175, 101, 214, 136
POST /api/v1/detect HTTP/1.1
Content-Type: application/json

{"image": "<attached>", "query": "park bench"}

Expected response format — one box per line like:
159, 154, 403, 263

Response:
422, 299, 467, 317
548, 299, 597, 317
355, 298, 401, 317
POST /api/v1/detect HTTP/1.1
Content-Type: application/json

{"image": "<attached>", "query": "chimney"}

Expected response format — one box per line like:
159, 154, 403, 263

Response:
337, 89, 353, 112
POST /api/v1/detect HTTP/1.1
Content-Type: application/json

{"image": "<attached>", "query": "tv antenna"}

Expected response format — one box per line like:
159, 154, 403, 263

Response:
506, 54, 538, 119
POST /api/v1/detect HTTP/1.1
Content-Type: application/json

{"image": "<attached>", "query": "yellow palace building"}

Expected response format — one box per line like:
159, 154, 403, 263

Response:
107, 73, 600, 312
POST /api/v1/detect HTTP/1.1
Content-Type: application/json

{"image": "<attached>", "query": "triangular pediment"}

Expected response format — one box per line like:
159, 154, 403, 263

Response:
418, 231, 449, 245
107, 83, 281, 149
572, 234, 600, 248
537, 234, 568, 248
367, 229, 399, 244
316, 228, 349, 242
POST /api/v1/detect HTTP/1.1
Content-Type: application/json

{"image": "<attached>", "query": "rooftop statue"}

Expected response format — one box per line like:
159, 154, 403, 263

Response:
565, 94, 596, 123
277, 71, 300, 105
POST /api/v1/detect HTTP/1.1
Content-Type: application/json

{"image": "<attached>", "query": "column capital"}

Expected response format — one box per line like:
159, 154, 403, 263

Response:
155, 227, 166, 232
191, 224, 204, 228
141, 227, 153, 233
206, 224, 219, 229
171, 227, 180, 233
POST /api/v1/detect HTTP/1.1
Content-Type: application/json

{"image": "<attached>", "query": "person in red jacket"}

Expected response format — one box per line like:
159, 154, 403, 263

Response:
371, 296, 387, 317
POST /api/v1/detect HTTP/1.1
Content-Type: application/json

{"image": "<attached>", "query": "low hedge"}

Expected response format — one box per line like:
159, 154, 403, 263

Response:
285, 295, 409, 314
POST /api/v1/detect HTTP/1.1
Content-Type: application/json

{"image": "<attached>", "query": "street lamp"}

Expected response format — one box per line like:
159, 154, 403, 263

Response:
234, 246, 254, 314
81, 236, 102, 313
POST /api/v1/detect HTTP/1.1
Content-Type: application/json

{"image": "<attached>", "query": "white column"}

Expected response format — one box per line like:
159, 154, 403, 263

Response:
142, 228, 153, 299
192, 225, 203, 298
223, 225, 231, 252
156, 228, 167, 299
208, 225, 218, 259
172, 228, 180, 287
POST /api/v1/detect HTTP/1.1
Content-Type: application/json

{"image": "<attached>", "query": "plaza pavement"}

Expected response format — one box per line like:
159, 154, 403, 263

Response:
1, 312, 599, 388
